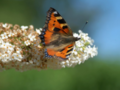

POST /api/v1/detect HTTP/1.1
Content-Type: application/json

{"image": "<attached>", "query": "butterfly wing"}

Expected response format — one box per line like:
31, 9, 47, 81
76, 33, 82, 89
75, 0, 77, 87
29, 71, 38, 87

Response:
39, 7, 75, 61
47, 8, 73, 35
39, 7, 73, 45
45, 43, 74, 61
54, 44, 74, 60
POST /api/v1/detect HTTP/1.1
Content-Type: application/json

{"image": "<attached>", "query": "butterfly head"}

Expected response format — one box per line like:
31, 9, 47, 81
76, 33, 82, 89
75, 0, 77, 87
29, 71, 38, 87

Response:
74, 37, 81, 42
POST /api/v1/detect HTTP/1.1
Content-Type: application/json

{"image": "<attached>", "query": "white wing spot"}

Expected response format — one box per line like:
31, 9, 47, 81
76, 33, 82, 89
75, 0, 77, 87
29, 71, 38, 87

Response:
53, 11, 58, 14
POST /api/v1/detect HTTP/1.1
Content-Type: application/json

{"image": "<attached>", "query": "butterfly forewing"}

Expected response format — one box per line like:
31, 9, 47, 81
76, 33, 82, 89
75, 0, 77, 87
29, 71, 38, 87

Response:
47, 8, 72, 35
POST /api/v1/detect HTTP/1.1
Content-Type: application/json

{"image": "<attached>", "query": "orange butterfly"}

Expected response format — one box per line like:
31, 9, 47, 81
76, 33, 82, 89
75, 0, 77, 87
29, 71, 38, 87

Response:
39, 7, 80, 61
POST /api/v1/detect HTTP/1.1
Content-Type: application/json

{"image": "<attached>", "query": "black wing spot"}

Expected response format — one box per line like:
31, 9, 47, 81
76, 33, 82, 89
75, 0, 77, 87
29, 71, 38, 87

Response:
63, 26, 68, 29
53, 24, 55, 26
57, 19, 66, 23
54, 27, 60, 32
54, 13, 61, 17
67, 48, 73, 53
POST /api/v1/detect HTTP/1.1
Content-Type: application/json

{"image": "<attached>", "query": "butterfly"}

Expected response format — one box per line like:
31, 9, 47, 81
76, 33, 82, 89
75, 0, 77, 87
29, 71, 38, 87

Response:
39, 7, 80, 61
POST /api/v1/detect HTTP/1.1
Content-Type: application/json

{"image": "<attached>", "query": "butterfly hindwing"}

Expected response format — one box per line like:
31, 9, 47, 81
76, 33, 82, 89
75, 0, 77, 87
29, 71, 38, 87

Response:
54, 44, 74, 60
45, 43, 74, 60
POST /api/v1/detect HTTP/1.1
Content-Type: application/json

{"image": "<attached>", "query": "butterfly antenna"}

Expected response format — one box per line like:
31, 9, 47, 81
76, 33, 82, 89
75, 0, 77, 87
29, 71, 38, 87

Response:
82, 21, 88, 30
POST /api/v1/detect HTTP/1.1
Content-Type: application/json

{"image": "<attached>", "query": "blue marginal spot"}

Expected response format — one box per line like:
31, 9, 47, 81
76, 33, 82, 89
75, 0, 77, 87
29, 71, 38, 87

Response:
43, 28, 46, 31
42, 31, 45, 35
41, 39, 44, 42
45, 54, 48, 57
40, 35, 44, 39
42, 42, 45, 45
39, 29, 46, 46
44, 49, 53, 58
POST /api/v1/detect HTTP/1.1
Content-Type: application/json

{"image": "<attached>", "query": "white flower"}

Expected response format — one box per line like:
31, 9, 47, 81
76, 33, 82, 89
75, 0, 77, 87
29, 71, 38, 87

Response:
1, 33, 8, 39
79, 48, 83, 51
30, 36, 36, 41
36, 29, 41, 34
0, 42, 14, 56
84, 46, 97, 58
73, 50, 78, 55
87, 39, 94, 45
8, 32, 14, 37
84, 46, 92, 54
0, 53, 2, 59
80, 31, 88, 39
82, 53, 89, 61
1, 42, 9, 48
1, 54, 10, 62
16, 48, 22, 53
78, 30, 82, 34
13, 30, 18, 35
28, 34, 36, 41
75, 40, 84, 47
78, 59, 82, 64
21, 26, 28, 30
73, 33, 80, 38
2, 23, 7, 28
91, 46, 98, 57
7, 44, 14, 51
11, 53, 23, 61
24, 40, 30, 46
40, 28, 42, 31
0, 39, 3, 44
29, 60, 33, 64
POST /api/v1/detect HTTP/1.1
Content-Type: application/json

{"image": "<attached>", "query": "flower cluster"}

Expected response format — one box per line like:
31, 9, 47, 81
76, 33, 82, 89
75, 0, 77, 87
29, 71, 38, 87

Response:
0, 23, 97, 71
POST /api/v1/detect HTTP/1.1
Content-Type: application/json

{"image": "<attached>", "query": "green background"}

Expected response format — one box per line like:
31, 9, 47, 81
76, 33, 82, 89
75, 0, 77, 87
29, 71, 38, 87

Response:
0, 59, 120, 90
0, 0, 120, 90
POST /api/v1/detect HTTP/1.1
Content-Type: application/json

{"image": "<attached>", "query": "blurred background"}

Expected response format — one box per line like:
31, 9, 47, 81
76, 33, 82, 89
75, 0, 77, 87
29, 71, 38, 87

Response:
0, 0, 120, 90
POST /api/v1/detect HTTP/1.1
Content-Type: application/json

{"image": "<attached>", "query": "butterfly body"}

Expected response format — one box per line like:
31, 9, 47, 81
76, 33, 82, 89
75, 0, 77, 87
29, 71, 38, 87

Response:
46, 33, 79, 51
39, 7, 80, 61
